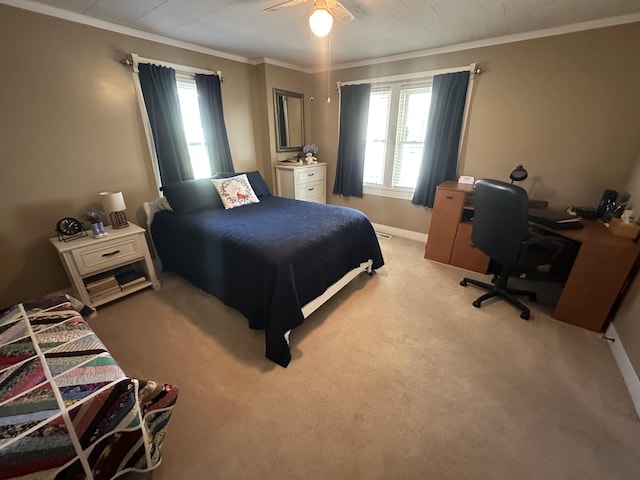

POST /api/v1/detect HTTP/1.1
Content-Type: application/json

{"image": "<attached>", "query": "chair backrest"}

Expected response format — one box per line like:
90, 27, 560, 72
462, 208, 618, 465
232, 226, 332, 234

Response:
471, 179, 530, 265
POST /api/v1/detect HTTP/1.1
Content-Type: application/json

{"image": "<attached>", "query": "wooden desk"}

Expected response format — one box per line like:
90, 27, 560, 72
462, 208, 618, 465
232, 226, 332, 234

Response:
425, 181, 640, 332
424, 181, 489, 273
531, 219, 639, 331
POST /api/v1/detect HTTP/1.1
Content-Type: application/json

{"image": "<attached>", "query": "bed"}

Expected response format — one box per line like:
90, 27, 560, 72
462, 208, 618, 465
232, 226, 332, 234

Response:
0, 295, 178, 479
144, 171, 384, 367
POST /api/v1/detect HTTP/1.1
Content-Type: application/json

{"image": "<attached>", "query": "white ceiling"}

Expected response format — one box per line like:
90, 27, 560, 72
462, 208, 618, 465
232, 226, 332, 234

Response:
9, 0, 640, 69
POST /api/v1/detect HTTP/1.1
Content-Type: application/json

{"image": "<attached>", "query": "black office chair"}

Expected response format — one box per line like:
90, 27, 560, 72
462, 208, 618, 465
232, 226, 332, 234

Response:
460, 179, 565, 320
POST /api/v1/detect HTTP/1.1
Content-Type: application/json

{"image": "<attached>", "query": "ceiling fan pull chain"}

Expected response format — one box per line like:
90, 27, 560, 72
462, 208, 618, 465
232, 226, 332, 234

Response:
327, 32, 332, 103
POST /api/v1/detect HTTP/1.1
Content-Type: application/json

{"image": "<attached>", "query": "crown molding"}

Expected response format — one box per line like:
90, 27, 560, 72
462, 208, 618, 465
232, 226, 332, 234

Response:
1, 0, 251, 65
4, 0, 640, 74
318, 12, 640, 73
252, 57, 312, 73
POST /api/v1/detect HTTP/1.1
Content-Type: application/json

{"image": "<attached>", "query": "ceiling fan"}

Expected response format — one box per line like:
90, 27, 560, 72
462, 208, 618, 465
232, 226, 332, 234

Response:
263, 0, 355, 37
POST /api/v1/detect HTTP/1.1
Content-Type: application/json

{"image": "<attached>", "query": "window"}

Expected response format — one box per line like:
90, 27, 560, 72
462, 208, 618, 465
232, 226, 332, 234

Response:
363, 88, 390, 185
176, 76, 211, 179
363, 80, 432, 199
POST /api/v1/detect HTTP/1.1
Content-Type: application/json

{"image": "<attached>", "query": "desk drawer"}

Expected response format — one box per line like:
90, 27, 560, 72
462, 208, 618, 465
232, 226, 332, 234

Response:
425, 189, 466, 263
72, 237, 142, 275
295, 166, 325, 186
450, 221, 489, 273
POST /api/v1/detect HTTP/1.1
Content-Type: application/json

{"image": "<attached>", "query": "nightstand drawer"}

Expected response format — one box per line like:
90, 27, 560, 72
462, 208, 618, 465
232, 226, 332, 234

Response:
72, 237, 141, 275
295, 166, 324, 186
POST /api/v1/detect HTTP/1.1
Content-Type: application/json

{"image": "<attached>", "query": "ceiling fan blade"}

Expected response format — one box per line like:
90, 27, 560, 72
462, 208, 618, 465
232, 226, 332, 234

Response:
327, 0, 355, 22
263, 0, 310, 13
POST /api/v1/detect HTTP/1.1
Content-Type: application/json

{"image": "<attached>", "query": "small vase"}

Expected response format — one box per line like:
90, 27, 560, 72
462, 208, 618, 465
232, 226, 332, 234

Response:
91, 222, 107, 238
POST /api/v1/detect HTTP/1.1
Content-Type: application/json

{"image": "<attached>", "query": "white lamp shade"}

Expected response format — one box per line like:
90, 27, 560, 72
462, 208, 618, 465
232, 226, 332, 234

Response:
309, 8, 333, 37
100, 191, 126, 212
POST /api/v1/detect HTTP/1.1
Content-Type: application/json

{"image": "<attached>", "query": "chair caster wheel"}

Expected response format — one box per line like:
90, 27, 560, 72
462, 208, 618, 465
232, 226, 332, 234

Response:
520, 311, 530, 320
472, 300, 481, 308
529, 293, 537, 302
460, 280, 467, 286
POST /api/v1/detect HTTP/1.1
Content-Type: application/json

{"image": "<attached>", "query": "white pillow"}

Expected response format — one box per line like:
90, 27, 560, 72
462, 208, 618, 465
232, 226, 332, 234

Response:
211, 174, 260, 209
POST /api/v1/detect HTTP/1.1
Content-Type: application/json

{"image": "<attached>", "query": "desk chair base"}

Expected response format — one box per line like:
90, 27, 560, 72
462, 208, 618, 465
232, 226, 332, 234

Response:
460, 269, 536, 320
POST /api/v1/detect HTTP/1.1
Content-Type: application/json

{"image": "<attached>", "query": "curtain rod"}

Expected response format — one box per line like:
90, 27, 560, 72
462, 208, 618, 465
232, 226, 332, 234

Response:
336, 63, 481, 88
120, 53, 223, 80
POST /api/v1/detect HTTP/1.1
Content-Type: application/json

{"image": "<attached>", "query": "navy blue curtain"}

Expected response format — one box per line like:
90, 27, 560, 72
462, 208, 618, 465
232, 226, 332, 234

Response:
276, 95, 288, 147
411, 71, 470, 207
195, 74, 234, 173
138, 63, 193, 185
333, 83, 372, 197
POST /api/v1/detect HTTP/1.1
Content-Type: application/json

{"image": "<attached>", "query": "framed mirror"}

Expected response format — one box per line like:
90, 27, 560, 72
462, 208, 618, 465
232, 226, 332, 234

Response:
274, 89, 304, 152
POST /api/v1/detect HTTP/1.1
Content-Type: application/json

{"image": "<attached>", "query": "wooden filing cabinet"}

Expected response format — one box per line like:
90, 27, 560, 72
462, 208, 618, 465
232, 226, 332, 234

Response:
275, 162, 326, 203
424, 181, 489, 273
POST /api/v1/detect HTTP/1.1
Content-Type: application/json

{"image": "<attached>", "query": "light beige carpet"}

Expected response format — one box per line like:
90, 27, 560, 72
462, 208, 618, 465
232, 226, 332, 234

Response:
89, 236, 640, 480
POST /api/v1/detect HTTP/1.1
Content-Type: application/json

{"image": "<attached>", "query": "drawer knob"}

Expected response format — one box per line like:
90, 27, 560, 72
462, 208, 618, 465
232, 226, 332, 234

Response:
101, 250, 121, 257
308, 173, 314, 176
308, 187, 314, 191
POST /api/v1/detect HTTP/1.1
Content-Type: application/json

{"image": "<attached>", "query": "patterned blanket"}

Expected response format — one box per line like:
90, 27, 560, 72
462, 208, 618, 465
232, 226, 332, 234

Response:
0, 296, 178, 479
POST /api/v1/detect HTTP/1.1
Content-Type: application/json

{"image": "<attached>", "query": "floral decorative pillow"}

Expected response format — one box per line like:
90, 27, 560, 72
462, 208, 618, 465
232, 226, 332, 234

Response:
211, 174, 260, 209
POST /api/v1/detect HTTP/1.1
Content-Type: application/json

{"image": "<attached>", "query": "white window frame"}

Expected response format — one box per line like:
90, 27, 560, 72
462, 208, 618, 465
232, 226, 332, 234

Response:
175, 75, 212, 180
363, 80, 434, 200
127, 53, 222, 191
338, 64, 477, 200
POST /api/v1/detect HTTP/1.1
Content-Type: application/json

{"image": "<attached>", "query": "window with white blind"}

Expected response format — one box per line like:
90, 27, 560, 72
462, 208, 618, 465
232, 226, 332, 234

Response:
363, 88, 391, 185
176, 77, 211, 179
363, 80, 432, 199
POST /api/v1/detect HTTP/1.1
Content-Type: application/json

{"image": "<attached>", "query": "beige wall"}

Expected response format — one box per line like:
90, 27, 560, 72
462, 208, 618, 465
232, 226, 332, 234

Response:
248, 63, 311, 188
612, 150, 640, 374
263, 65, 311, 174
0, 5, 259, 306
315, 23, 640, 234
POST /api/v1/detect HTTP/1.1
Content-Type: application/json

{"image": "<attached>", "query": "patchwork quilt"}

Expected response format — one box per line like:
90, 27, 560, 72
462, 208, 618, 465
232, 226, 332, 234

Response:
0, 296, 178, 479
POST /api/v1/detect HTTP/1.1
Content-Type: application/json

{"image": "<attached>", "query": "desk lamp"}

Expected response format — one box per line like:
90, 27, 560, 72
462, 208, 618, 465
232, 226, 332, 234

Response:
509, 164, 528, 184
509, 165, 548, 208
100, 191, 129, 229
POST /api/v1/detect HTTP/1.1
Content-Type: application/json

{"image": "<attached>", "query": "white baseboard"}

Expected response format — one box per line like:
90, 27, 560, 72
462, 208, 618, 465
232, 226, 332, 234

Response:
606, 323, 640, 419
371, 223, 427, 243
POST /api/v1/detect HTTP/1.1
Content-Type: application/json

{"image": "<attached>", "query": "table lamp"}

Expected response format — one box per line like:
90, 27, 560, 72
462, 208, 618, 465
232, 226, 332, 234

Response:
509, 164, 528, 184
100, 191, 129, 229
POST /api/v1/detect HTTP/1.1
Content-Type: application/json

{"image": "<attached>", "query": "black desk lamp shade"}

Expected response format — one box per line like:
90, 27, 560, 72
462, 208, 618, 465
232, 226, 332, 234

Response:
509, 164, 528, 183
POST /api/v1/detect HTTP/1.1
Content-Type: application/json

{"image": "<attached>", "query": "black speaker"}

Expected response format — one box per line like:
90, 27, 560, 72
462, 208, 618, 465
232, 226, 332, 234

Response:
596, 189, 619, 219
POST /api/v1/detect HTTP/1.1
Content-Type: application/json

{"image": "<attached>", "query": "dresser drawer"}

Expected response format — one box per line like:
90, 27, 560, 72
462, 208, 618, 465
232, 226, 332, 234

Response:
295, 166, 324, 186
72, 236, 142, 275
275, 163, 327, 203
298, 191, 325, 203
296, 180, 325, 202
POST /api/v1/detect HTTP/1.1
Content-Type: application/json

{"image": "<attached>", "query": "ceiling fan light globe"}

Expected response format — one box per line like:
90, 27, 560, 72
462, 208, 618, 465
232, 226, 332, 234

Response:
309, 8, 333, 37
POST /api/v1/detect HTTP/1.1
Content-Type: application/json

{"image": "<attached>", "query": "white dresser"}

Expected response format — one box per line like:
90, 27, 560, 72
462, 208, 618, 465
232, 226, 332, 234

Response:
274, 162, 327, 203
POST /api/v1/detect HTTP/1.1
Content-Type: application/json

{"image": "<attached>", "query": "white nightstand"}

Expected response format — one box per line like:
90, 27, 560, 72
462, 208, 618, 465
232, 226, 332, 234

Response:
275, 162, 326, 203
50, 223, 160, 308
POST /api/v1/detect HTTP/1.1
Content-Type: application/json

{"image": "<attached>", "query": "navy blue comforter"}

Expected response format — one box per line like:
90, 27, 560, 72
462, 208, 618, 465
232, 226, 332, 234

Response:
151, 196, 384, 367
